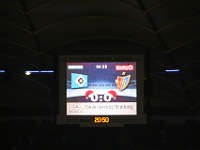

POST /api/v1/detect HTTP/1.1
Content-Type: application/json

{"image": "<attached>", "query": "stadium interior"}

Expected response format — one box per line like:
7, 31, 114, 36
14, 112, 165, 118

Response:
0, 0, 200, 149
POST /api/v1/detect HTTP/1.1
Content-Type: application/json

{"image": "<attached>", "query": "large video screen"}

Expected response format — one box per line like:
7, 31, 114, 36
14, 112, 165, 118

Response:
66, 62, 136, 116
57, 55, 146, 126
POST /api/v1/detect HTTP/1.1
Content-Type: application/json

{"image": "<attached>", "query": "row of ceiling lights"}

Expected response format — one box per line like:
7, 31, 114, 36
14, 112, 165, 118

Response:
0, 70, 54, 75
0, 69, 180, 76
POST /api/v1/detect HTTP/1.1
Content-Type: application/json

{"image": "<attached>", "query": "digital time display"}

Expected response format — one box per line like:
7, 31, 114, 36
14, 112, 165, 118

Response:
94, 117, 110, 123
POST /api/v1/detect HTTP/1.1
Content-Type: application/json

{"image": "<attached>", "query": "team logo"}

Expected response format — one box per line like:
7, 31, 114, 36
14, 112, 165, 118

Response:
71, 73, 88, 88
115, 72, 131, 91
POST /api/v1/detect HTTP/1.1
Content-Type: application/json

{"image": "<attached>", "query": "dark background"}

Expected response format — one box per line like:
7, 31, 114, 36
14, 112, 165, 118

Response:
0, 0, 200, 149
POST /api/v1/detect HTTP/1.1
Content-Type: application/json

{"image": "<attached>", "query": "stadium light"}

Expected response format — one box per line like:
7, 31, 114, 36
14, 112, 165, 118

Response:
165, 69, 180, 73
0, 70, 5, 74
25, 70, 54, 75
40, 70, 54, 73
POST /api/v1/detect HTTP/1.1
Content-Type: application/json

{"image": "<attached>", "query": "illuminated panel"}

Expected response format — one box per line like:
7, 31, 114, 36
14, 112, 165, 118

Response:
57, 55, 146, 127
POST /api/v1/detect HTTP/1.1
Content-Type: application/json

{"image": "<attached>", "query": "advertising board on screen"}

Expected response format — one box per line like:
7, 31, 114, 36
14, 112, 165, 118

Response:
57, 55, 146, 126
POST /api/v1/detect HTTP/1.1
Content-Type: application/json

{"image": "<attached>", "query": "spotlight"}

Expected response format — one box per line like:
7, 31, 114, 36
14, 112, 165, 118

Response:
25, 71, 31, 75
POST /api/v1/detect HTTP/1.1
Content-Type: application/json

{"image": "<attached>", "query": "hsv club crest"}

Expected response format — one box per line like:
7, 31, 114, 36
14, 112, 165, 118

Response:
115, 72, 131, 91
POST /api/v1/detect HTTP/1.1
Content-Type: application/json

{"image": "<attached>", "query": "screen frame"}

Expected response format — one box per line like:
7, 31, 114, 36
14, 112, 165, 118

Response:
57, 55, 146, 127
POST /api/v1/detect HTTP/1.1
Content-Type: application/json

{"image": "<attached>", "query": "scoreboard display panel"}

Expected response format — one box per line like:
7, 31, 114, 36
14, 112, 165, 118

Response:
57, 55, 146, 127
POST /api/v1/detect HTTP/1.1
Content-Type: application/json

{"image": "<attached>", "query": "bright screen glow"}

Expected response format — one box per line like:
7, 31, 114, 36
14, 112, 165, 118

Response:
66, 62, 137, 116
57, 55, 146, 126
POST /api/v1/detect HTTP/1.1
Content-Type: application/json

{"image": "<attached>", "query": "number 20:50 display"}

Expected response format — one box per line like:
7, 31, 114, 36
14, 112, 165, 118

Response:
94, 117, 110, 123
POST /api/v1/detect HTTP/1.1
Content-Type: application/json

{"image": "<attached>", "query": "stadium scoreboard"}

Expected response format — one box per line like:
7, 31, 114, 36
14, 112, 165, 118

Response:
57, 55, 146, 127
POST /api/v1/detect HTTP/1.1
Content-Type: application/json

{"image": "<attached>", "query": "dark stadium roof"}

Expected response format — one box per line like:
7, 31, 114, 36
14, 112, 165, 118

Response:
0, 0, 200, 116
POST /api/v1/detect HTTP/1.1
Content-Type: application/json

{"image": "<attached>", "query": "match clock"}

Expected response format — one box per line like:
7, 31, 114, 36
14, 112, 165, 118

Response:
94, 117, 110, 123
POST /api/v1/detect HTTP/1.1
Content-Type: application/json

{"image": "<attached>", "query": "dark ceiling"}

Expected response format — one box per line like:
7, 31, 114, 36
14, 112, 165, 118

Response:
0, 0, 200, 116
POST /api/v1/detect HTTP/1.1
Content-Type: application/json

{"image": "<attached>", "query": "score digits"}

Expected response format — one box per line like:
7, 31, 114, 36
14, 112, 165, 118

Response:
85, 90, 117, 102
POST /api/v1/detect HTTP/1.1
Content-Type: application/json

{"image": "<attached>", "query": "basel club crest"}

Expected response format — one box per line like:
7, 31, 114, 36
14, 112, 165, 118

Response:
115, 72, 131, 91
